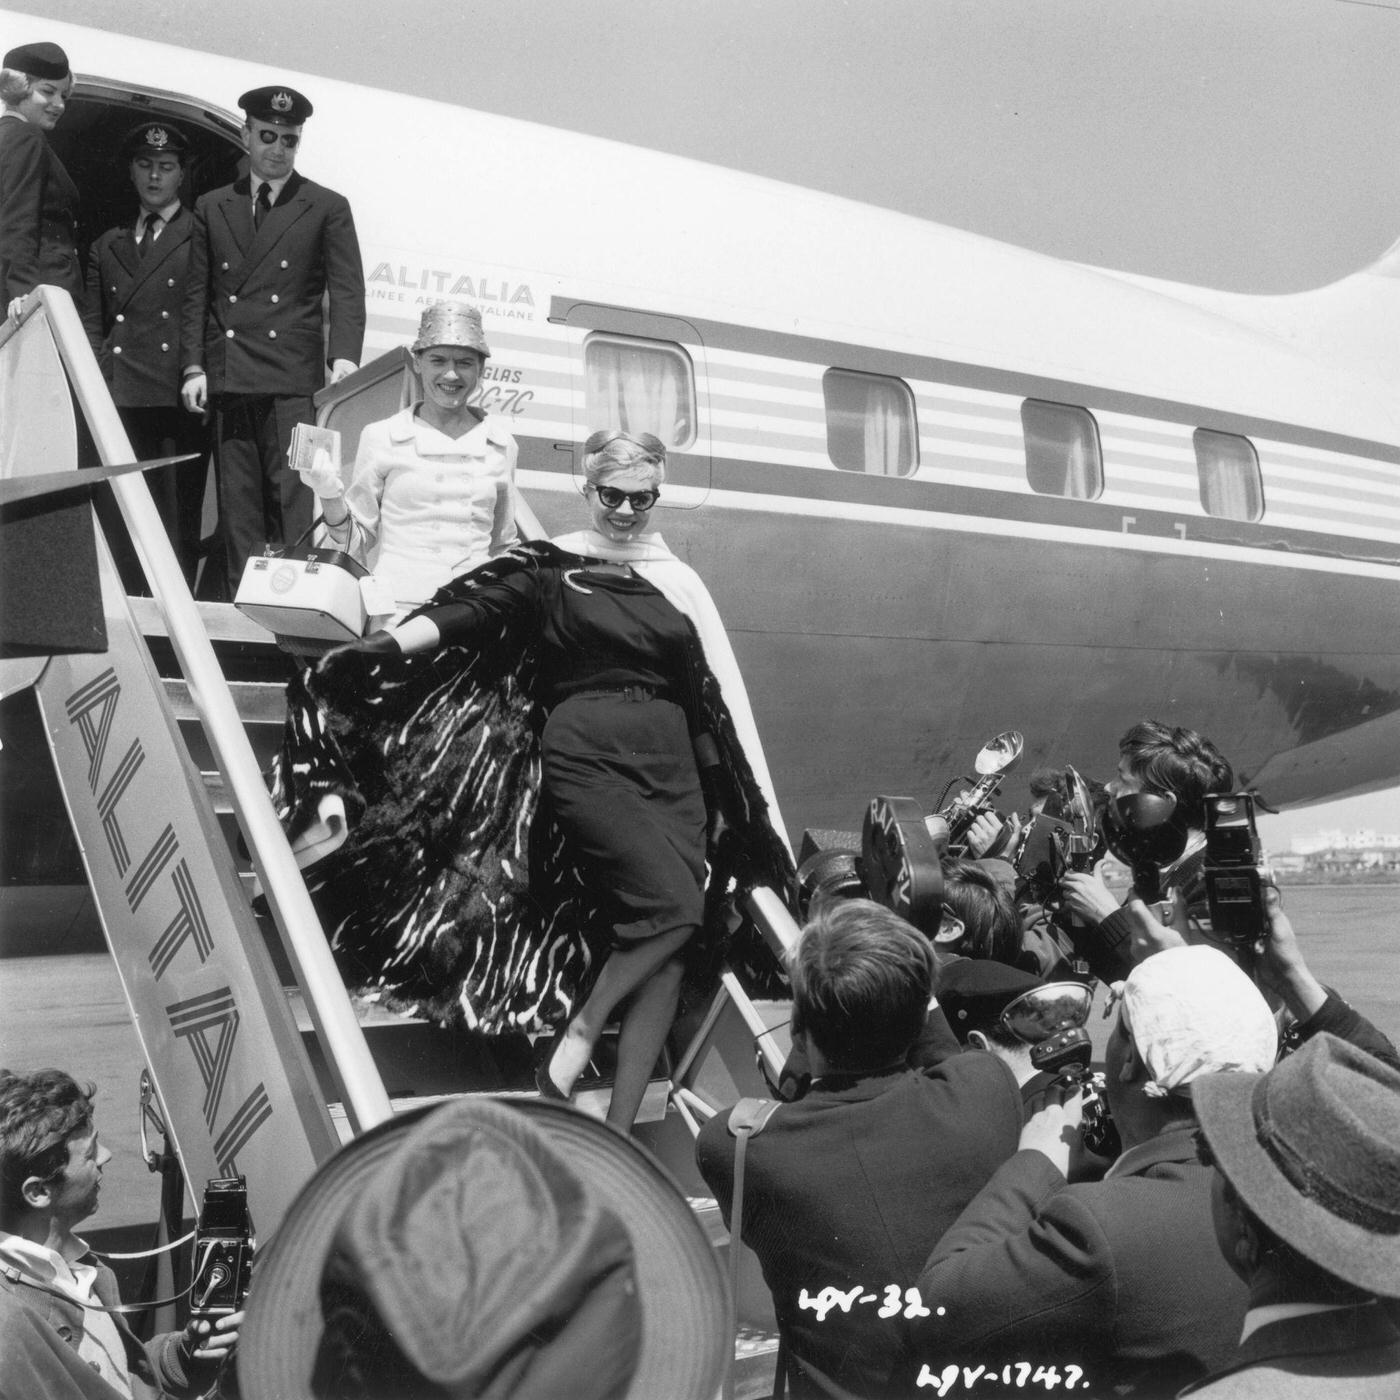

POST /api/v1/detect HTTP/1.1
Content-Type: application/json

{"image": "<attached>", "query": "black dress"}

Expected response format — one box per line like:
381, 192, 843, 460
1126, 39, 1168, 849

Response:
272, 543, 793, 1033
433, 559, 707, 945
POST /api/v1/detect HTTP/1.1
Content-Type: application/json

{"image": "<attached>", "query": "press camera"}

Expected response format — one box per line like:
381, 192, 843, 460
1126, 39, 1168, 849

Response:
1029, 1026, 1121, 1160
189, 1176, 254, 1325
1201, 791, 1270, 953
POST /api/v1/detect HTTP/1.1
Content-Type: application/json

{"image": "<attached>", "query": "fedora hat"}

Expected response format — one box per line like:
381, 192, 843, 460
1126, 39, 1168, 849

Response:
1194, 1032, 1400, 1297
238, 1097, 730, 1398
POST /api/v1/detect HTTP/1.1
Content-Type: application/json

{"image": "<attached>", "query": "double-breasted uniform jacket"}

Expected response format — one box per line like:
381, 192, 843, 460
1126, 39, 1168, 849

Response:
84, 207, 193, 406
0, 113, 83, 307
180, 169, 365, 397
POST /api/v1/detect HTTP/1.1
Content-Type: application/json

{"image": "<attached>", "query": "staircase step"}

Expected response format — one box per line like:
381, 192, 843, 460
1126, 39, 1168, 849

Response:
163, 677, 286, 725
128, 594, 271, 645
324, 1077, 670, 1144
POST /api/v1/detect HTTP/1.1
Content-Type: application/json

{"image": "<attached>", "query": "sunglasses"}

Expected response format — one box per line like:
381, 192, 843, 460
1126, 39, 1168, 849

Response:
255, 129, 300, 148
592, 484, 660, 511
998, 982, 1094, 1045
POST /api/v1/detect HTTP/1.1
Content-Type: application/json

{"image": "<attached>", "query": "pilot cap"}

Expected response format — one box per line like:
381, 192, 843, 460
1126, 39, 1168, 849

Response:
3, 42, 70, 80
123, 121, 189, 160
238, 85, 312, 125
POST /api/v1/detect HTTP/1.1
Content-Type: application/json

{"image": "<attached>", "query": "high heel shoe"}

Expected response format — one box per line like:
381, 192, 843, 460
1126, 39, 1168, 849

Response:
533, 1030, 571, 1101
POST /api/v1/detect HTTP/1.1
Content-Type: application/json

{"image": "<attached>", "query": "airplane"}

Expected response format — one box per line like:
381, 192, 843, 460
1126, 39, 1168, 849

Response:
5, 8, 1400, 842
0, 8, 1397, 1334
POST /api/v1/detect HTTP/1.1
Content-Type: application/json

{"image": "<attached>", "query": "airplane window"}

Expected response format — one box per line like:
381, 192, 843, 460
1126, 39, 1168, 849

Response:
822, 369, 918, 476
1021, 400, 1103, 500
584, 333, 696, 449
1194, 428, 1263, 522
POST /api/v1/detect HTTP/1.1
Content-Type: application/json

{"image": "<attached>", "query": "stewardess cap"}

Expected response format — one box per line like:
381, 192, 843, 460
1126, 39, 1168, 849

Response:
3, 41, 69, 80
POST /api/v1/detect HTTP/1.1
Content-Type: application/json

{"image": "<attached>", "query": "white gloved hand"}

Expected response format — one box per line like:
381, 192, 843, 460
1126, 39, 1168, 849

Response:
298, 447, 343, 500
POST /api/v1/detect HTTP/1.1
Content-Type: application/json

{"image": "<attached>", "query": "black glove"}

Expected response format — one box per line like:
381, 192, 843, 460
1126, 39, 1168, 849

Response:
313, 630, 404, 695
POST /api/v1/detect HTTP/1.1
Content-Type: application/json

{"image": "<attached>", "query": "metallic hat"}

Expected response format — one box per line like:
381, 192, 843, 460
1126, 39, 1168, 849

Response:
411, 300, 490, 356
238, 85, 313, 125
122, 121, 189, 160
3, 41, 69, 80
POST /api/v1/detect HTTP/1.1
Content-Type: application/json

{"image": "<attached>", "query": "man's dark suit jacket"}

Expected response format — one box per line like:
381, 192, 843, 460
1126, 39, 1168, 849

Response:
85, 207, 194, 406
697, 1054, 1023, 1399
180, 170, 365, 396
916, 1121, 1248, 1399
1178, 1304, 1400, 1399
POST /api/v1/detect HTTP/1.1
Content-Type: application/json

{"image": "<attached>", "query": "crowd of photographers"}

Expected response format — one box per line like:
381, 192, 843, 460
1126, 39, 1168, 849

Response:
4, 717, 1398, 1399
700, 718, 1400, 1399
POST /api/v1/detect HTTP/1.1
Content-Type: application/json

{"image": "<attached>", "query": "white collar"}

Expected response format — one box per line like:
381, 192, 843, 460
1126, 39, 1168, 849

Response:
549, 528, 675, 563
387, 404, 506, 451
138, 201, 181, 231
1239, 1299, 1370, 1342
252, 173, 292, 204
0, 1227, 90, 1282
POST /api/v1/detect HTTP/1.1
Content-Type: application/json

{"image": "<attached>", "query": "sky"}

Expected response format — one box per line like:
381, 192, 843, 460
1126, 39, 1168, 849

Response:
24, 0, 1400, 843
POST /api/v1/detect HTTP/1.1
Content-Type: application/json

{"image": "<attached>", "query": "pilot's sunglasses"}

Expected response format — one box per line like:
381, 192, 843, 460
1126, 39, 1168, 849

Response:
998, 982, 1094, 1045
594, 484, 660, 511
255, 130, 300, 148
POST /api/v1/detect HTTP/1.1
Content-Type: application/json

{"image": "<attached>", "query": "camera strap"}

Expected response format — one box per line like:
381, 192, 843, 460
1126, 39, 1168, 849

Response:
89, 1226, 197, 1260
0, 1266, 195, 1315
725, 1097, 785, 1400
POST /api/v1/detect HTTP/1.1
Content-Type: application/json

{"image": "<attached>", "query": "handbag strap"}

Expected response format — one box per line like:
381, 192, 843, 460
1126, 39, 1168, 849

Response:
725, 1097, 782, 1400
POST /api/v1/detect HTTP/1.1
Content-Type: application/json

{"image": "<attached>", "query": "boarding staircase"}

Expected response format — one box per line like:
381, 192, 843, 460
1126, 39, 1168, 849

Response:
1, 288, 792, 1394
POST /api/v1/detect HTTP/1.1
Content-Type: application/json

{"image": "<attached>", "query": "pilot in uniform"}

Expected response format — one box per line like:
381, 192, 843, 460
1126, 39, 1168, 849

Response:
180, 85, 365, 591
85, 122, 208, 585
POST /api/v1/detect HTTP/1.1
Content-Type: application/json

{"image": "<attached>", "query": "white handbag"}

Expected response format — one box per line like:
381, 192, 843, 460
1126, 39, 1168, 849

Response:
234, 538, 369, 642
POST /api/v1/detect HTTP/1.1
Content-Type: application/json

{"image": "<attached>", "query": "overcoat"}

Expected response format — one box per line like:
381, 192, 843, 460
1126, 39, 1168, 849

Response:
180, 170, 365, 396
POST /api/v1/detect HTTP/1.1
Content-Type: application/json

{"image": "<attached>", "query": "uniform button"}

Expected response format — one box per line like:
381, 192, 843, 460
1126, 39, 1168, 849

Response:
112, 346, 122, 355
280, 260, 289, 268
160, 342, 169, 352
271, 294, 279, 303
168, 277, 176, 286
115, 314, 124, 323
161, 310, 170, 320
228, 294, 237, 303
109, 283, 116, 292
268, 330, 277, 339
221, 261, 229, 270
226, 329, 235, 339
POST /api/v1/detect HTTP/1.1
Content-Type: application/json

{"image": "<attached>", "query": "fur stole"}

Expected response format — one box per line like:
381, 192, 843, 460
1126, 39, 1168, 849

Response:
270, 542, 793, 1033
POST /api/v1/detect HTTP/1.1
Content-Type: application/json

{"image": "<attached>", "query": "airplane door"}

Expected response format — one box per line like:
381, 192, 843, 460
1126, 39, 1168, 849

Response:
553, 302, 711, 507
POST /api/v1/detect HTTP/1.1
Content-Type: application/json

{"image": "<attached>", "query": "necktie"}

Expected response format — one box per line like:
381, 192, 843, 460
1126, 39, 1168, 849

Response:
254, 182, 272, 231
138, 213, 161, 259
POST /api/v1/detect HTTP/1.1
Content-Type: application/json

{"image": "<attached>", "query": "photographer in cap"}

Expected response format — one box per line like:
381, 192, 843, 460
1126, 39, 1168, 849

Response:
1183, 1032, 1400, 1397
180, 84, 365, 591
85, 122, 208, 587
0, 1068, 239, 1400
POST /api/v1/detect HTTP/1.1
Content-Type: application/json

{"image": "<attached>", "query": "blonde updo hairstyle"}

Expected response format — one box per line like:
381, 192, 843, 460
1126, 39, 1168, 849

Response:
581, 429, 667, 490
0, 70, 37, 106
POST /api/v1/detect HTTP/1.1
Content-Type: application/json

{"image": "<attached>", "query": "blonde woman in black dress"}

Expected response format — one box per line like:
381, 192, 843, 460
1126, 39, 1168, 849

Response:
299, 430, 792, 1132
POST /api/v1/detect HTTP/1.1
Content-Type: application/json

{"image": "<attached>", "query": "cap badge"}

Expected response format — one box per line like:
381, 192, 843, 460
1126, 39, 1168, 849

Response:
146, 126, 169, 149
271, 91, 293, 113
